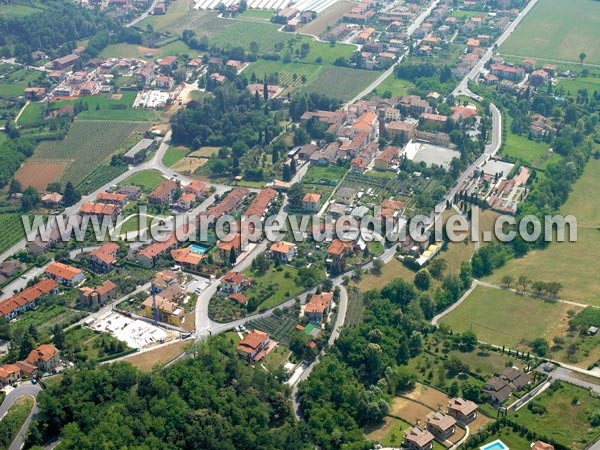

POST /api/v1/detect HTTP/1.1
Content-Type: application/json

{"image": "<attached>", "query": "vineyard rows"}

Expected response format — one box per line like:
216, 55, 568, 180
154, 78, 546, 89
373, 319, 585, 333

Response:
247, 314, 297, 343
0, 213, 27, 254
34, 120, 150, 187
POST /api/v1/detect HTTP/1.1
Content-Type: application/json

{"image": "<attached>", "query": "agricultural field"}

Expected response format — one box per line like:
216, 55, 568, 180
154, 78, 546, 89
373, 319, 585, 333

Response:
211, 21, 290, 52
559, 74, 600, 95
0, 2, 45, 17
487, 158, 600, 306
25, 120, 150, 188
303, 66, 381, 101
0, 213, 28, 254
364, 416, 414, 448
121, 169, 166, 192
300, 0, 355, 36
371, 74, 415, 98
238, 9, 275, 21
162, 146, 189, 167
247, 60, 322, 94
138, 2, 223, 36
121, 340, 187, 371
500, 0, 600, 65
247, 313, 297, 345
511, 382, 600, 449
14, 160, 70, 192
439, 285, 579, 349
100, 39, 192, 60
501, 116, 561, 169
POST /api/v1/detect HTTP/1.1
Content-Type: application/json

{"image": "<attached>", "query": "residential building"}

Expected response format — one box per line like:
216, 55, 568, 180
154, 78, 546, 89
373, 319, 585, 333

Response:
148, 180, 178, 205
88, 242, 120, 272
170, 247, 204, 270
25, 344, 60, 373
53, 53, 79, 69
426, 411, 456, 440
156, 75, 174, 90
374, 145, 399, 170
386, 121, 416, 141
41, 192, 63, 208
304, 292, 333, 323
403, 426, 434, 450
78, 280, 117, 307
327, 239, 353, 265
303, 193, 321, 213
447, 397, 478, 424
270, 241, 297, 263
490, 64, 525, 81
96, 192, 128, 206
244, 188, 277, 220
117, 185, 141, 200
483, 376, 512, 403
79, 202, 120, 219
177, 192, 196, 210
141, 289, 185, 325
124, 138, 154, 165
184, 181, 208, 198
221, 271, 250, 294
336, 187, 357, 205
531, 441, 554, 450
26, 216, 82, 254
530, 69, 549, 86
0, 364, 21, 387
0, 279, 59, 319
46, 262, 84, 287
237, 330, 270, 362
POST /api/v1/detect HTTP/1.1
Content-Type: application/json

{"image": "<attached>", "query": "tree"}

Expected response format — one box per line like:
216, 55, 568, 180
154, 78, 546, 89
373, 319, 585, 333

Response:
287, 183, 305, 210
372, 258, 384, 275
500, 275, 514, 288
461, 330, 478, 352
428, 258, 447, 279
271, 146, 279, 164
62, 181, 81, 207
414, 269, 431, 291
461, 379, 480, 402
579, 52, 587, 65
21, 186, 40, 212
531, 337, 549, 357
8, 178, 22, 196
229, 248, 237, 266
517, 275, 530, 293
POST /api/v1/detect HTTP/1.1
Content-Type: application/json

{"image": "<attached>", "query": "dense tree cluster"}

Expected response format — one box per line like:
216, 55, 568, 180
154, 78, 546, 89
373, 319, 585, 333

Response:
27, 342, 311, 449
0, 138, 35, 187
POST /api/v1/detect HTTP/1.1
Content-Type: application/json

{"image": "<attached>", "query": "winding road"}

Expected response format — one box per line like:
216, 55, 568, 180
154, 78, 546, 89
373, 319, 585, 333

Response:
0, 384, 42, 450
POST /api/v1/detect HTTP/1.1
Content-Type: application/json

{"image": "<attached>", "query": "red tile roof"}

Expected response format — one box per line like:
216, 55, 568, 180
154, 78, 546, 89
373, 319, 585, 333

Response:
46, 262, 82, 281
237, 330, 269, 354
0, 279, 58, 317
305, 292, 333, 314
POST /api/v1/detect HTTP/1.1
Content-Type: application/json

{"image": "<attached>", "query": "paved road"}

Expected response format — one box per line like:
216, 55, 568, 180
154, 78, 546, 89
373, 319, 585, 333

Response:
452, 0, 540, 97
0, 383, 42, 450
125, 0, 159, 28
545, 367, 600, 394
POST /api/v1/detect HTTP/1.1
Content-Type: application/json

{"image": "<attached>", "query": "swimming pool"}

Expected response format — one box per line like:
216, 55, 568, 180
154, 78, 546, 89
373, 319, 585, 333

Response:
480, 440, 509, 450
190, 244, 209, 254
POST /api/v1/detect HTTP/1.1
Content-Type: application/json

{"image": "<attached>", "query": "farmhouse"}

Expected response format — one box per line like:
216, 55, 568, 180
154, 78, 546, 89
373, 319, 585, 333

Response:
237, 330, 271, 362
0, 279, 59, 320
46, 262, 84, 287
403, 426, 434, 450
78, 280, 117, 307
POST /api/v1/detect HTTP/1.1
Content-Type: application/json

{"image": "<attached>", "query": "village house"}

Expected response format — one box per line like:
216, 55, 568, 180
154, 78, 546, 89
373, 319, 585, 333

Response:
53, 53, 79, 69
221, 271, 251, 294
138, 62, 155, 85
26, 216, 82, 255
327, 239, 353, 266
399, 95, 431, 117
237, 330, 271, 362
386, 120, 416, 142
297, 143, 319, 161
117, 185, 142, 200
336, 187, 357, 205
425, 411, 456, 441
158, 56, 177, 73
447, 397, 478, 424
148, 180, 179, 205
531, 441, 554, 450
184, 180, 208, 198
124, 138, 155, 165
420, 112, 448, 127
270, 241, 297, 263
78, 280, 117, 308
403, 426, 435, 450
170, 247, 204, 270
304, 292, 333, 323
522, 58, 537, 72
177, 192, 196, 211
530, 69, 549, 86
483, 376, 513, 403
0, 279, 59, 320
374, 145, 399, 171
218, 233, 242, 260
351, 111, 378, 140
41, 192, 63, 208
88, 242, 120, 272
24, 87, 46, 100
244, 188, 277, 220
156, 75, 175, 90
136, 233, 179, 267
0, 364, 21, 387
45, 262, 84, 287
490, 64, 525, 81
21, 344, 60, 375
96, 192, 128, 206
309, 142, 339, 166
302, 193, 321, 213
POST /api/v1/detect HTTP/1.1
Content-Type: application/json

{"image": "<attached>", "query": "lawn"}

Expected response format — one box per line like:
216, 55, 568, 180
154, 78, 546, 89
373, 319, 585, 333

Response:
477, 428, 537, 449
354, 258, 421, 292
371, 74, 414, 98
64, 325, 131, 362
19, 91, 157, 126
439, 285, 579, 349
211, 21, 290, 52
500, 0, 600, 65
449, 10, 481, 19
303, 165, 347, 184
162, 146, 189, 167
121, 169, 165, 192
303, 66, 382, 101
502, 116, 561, 169
138, 3, 224, 36
263, 345, 289, 372
0, 67, 43, 98
239, 9, 275, 21
487, 158, 600, 306
0, 396, 34, 449
100, 39, 192, 60
559, 75, 600, 95
511, 382, 600, 449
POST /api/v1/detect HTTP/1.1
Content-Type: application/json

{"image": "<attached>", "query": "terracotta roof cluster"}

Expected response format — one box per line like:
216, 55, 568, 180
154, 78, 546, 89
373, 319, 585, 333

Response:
381, 198, 406, 211
327, 239, 353, 256
138, 225, 194, 260
200, 188, 248, 223
229, 293, 248, 304
244, 188, 277, 219
79, 202, 120, 216
46, 262, 82, 281
26, 344, 59, 364
448, 397, 478, 416
185, 181, 208, 196
170, 247, 204, 266
376, 145, 399, 165
149, 180, 178, 202
79, 280, 117, 299
0, 364, 20, 379
97, 192, 127, 204
305, 292, 333, 314
89, 242, 120, 265
0, 279, 58, 317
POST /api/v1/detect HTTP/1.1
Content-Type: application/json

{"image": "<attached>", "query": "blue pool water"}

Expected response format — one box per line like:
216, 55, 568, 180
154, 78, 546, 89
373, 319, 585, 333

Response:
190, 244, 209, 254
480, 440, 509, 450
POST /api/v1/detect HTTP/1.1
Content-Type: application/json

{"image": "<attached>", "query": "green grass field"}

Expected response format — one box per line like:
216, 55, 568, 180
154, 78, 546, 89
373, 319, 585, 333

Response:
239, 9, 275, 21
18, 91, 157, 126
500, 0, 600, 65
100, 39, 192, 60
559, 75, 600, 95
511, 382, 600, 449
0, 67, 43, 98
0, 2, 45, 17
439, 285, 577, 348
502, 116, 561, 169
138, 2, 224, 36
211, 21, 290, 52
33, 120, 150, 187
487, 158, 600, 306
303, 66, 381, 101
371, 74, 415, 98
162, 146, 188, 167
121, 169, 165, 192
0, 396, 34, 449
